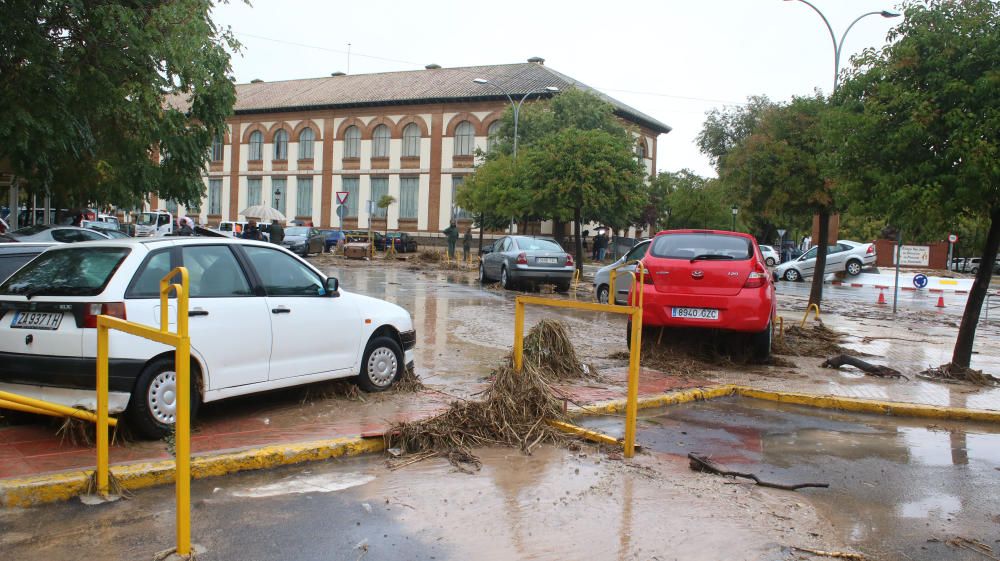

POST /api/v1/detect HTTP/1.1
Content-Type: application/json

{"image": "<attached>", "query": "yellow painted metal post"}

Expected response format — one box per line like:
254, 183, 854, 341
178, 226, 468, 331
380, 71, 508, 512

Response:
167, 270, 192, 556
513, 298, 525, 373
624, 305, 643, 459
96, 324, 110, 496
800, 303, 821, 327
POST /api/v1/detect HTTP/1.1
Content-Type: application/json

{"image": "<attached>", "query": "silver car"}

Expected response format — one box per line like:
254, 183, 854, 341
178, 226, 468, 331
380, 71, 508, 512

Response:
479, 235, 574, 291
593, 239, 650, 304
773, 240, 876, 281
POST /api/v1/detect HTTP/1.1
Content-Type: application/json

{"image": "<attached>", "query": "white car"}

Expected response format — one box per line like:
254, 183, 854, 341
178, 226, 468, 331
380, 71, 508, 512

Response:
593, 239, 651, 304
773, 240, 876, 281
759, 245, 780, 267
0, 238, 415, 438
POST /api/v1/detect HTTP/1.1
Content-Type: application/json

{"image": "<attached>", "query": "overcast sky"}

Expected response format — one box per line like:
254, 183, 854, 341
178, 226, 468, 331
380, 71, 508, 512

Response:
211, 0, 902, 178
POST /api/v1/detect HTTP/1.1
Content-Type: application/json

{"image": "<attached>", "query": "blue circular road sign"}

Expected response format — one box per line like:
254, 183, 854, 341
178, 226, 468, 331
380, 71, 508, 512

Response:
913, 273, 929, 289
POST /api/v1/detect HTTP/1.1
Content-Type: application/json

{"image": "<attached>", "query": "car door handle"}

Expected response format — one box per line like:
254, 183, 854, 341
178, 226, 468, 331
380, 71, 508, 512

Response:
188, 309, 209, 317
271, 307, 291, 314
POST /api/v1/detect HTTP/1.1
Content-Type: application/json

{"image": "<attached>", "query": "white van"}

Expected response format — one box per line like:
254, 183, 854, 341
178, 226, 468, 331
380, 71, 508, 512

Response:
135, 210, 173, 237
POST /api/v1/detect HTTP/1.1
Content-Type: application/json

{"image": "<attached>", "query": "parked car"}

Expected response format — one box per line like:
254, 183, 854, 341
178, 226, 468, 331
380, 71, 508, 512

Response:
635, 229, 775, 360
0, 238, 416, 438
374, 232, 418, 253
90, 227, 131, 239
280, 226, 325, 256
0, 243, 55, 283
318, 229, 344, 252
479, 235, 575, 291
759, 245, 779, 267
594, 239, 651, 304
772, 240, 876, 281
0, 224, 112, 243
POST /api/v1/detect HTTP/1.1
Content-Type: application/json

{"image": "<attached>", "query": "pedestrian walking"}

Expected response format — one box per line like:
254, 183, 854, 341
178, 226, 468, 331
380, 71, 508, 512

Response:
269, 219, 284, 245
443, 221, 459, 259
462, 227, 473, 262
594, 229, 609, 262
242, 218, 264, 241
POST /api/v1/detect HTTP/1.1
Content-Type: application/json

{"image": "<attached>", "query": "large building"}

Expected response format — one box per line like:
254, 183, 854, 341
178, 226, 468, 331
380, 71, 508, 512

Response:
165, 59, 671, 235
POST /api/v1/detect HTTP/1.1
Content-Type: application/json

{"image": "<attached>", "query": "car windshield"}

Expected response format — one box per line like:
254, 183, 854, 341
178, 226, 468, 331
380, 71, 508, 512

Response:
285, 227, 309, 236
650, 233, 752, 261
0, 247, 130, 297
136, 213, 159, 226
515, 237, 562, 251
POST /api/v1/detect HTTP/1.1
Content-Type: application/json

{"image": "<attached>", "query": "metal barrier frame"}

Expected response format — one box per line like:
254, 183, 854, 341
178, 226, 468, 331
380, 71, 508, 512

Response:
513, 263, 645, 457
801, 303, 821, 327
96, 266, 192, 556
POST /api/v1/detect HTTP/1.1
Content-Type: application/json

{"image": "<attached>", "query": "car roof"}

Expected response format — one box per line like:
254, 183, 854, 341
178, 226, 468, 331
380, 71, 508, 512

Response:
653, 229, 756, 240
40, 237, 281, 251
0, 242, 56, 254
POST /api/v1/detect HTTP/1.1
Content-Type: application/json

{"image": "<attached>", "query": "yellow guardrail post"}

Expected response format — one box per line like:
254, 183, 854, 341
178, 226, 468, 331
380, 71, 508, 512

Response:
776, 316, 784, 340
800, 303, 821, 327
513, 299, 525, 372
96, 319, 110, 495
623, 269, 643, 458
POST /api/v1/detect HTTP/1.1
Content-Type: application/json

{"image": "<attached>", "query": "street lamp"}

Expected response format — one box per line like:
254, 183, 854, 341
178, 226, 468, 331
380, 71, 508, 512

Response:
731, 205, 739, 231
273, 187, 281, 214
473, 78, 559, 233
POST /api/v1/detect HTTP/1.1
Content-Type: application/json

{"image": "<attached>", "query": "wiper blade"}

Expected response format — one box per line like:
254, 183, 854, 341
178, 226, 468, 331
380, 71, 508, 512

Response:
690, 254, 734, 263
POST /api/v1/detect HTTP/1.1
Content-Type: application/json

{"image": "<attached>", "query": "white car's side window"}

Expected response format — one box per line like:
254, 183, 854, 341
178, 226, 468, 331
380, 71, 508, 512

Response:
243, 246, 325, 297
181, 246, 252, 298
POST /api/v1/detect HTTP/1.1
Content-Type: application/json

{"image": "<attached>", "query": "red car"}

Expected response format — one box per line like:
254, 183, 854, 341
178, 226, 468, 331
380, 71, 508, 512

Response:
630, 229, 775, 360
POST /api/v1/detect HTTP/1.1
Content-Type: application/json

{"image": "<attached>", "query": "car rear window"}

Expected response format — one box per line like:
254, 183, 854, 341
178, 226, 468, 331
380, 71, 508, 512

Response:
650, 233, 752, 261
515, 238, 562, 251
0, 247, 130, 297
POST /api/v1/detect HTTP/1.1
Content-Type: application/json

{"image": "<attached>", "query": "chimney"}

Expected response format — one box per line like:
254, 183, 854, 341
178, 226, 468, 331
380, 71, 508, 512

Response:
425, 63, 441, 69
330, 71, 346, 77
250, 78, 264, 83
527, 56, 545, 65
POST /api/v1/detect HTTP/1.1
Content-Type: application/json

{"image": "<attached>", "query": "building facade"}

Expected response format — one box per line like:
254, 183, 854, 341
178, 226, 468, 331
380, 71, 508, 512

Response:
161, 60, 671, 235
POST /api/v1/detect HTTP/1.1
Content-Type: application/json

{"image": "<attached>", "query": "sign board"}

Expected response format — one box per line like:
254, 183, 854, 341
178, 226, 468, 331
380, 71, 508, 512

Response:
893, 245, 930, 267
336, 205, 346, 222
948, 234, 958, 244
913, 273, 929, 289
336, 191, 349, 205
777, 229, 786, 240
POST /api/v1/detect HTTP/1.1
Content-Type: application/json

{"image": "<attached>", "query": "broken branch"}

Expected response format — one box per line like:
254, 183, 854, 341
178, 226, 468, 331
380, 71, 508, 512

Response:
790, 545, 867, 560
687, 453, 829, 491
821, 354, 908, 380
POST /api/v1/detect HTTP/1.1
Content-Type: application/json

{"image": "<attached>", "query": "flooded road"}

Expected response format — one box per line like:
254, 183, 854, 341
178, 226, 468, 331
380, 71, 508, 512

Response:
579, 398, 1000, 561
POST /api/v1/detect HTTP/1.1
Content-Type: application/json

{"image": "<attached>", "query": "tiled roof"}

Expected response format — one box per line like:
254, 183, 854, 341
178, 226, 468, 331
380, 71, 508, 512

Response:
169, 62, 671, 134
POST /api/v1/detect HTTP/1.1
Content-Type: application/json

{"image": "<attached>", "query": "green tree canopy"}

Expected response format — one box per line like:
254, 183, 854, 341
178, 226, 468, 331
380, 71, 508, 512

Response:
0, 0, 240, 209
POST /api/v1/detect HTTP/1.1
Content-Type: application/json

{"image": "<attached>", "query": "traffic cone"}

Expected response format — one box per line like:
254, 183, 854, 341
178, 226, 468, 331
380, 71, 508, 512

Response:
877, 289, 886, 305
936, 295, 945, 308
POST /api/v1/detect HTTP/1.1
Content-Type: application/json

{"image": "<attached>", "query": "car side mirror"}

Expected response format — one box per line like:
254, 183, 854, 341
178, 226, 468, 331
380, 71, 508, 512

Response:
325, 277, 339, 297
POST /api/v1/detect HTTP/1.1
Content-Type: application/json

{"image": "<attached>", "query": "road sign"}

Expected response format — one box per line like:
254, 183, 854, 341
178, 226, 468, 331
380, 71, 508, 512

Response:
777, 229, 786, 239
948, 234, 958, 243
336, 191, 349, 205
336, 205, 346, 221
913, 273, 929, 289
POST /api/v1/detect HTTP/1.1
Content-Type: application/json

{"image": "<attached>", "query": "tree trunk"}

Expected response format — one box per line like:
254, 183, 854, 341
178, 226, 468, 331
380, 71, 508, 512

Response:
808, 210, 830, 307
573, 207, 584, 273
952, 206, 1000, 367
477, 213, 485, 253
552, 218, 565, 244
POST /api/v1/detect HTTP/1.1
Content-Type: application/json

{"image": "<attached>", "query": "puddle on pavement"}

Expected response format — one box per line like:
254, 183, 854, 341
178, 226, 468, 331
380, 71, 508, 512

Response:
230, 471, 375, 498
578, 397, 1000, 561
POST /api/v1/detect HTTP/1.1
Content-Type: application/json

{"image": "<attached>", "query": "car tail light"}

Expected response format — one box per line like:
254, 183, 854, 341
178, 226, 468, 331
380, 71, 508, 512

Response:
516, 252, 527, 265
565, 253, 574, 266
866, 244, 875, 255
744, 262, 768, 289
83, 302, 127, 328
641, 266, 654, 284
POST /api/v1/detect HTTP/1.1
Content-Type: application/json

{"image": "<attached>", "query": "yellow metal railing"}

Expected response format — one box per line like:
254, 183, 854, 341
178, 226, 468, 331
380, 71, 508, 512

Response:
800, 303, 821, 327
0, 390, 119, 425
513, 267, 646, 458
96, 266, 193, 556
607, 259, 646, 309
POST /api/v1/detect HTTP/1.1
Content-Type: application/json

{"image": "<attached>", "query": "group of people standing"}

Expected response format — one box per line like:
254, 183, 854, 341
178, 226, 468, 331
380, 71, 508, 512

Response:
443, 221, 474, 261
241, 218, 284, 244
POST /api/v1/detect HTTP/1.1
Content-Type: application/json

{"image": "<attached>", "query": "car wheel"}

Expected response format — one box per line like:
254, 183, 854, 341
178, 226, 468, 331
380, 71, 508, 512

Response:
355, 336, 403, 392
127, 357, 201, 440
555, 282, 571, 293
479, 262, 490, 283
846, 259, 862, 276
971, 267, 979, 274
784, 269, 801, 282
501, 266, 514, 290
765, 257, 777, 267
751, 321, 772, 363
596, 284, 610, 304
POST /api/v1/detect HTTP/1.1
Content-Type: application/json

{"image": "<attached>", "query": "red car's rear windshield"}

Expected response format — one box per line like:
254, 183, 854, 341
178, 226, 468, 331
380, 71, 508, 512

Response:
650, 233, 752, 261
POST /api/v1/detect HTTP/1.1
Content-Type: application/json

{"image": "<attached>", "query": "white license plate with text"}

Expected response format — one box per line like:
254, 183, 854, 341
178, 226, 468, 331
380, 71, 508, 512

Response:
537, 257, 559, 264
671, 307, 719, 320
11, 311, 63, 330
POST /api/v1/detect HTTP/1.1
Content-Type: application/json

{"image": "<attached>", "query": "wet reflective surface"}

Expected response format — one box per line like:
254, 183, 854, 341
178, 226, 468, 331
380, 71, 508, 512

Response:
579, 397, 1000, 561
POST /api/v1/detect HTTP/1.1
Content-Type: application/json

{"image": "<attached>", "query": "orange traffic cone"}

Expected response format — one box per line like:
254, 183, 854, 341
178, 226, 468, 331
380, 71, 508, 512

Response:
936, 295, 945, 308
877, 289, 886, 305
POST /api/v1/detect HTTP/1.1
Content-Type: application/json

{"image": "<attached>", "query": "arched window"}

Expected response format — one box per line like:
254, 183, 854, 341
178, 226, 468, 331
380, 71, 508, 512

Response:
248, 131, 263, 161
486, 121, 501, 153
636, 141, 647, 160
273, 129, 288, 160
211, 132, 224, 161
372, 124, 390, 158
454, 121, 474, 156
298, 128, 315, 159
344, 125, 360, 158
402, 123, 420, 157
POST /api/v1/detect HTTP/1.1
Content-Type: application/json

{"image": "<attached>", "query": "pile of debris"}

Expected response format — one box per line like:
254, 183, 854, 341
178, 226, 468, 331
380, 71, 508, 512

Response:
773, 322, 854, 357
920, 363, 1000, 386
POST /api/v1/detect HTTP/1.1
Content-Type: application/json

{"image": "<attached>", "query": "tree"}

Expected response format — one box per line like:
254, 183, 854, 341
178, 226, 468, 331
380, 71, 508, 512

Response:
642, 170, 732, 231
0, 0, 239, 210
377, 194, 396, 245
696, 96, 776, 171
834, 0, 1000, 369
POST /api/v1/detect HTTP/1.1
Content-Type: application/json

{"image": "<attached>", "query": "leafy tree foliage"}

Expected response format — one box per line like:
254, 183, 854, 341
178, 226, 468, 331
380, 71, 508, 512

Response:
835, 0, 1000, 368
0, 0, 240, 209
696, 96, 776, 171
641, 170, 733, 232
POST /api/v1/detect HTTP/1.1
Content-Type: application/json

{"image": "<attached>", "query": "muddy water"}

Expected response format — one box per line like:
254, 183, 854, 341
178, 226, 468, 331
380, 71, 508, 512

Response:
579, 398, 1000, 561
0, 446, 839, 561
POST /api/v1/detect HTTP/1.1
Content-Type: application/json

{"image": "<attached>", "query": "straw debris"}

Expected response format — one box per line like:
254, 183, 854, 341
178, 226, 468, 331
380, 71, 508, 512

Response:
920, 363, 1000, 386
773, 322, 853, 357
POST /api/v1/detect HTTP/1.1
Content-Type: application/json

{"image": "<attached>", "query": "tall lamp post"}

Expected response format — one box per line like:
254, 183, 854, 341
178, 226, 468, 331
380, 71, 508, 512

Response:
472, 79, 558, 235
273, 187, 281, 215
731, 205, 739, 232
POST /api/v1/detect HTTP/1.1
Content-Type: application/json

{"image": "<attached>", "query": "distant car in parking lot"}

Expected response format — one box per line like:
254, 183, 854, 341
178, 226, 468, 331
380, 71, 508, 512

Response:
479, 235, 575, 291
280, 226, 325, 256
0, 243, 54, 283
773, 240, 876, 281
0, 238, 416, 438
0, 224, 113, 243
374, 232, 418, 253
594, 239, 650, 304
759, 245, 779, 267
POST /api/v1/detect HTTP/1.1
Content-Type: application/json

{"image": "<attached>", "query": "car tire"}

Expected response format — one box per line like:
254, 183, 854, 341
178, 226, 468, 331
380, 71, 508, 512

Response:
596, 284, 610, 304
501, 266, 514, 290
784, 269, 801, 282
127, 357, 201, 440
555, 282, 571, 293
971, 267, 979, 274
479, 262, 490, 283
765, 257, 777, 267
751, 321, 772, 363
355, 336, 403, 392
846, 259, 863, 276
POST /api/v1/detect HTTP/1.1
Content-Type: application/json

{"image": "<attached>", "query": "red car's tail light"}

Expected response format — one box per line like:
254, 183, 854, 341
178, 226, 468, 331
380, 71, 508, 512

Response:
565, 253, 574, 266
516, 252, 528, 265
744, 262, 768, 289
82, 302, 127, 328
641, 266, 654, 284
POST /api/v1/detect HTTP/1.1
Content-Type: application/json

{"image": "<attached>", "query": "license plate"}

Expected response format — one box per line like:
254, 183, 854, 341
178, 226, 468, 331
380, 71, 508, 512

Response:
11, 311, 63, 330
537, 257, 558, 264
671, 307, 719, 320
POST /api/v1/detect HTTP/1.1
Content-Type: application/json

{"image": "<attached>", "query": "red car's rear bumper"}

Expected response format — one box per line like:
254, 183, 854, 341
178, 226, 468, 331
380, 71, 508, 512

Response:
635, 285, 773, 333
